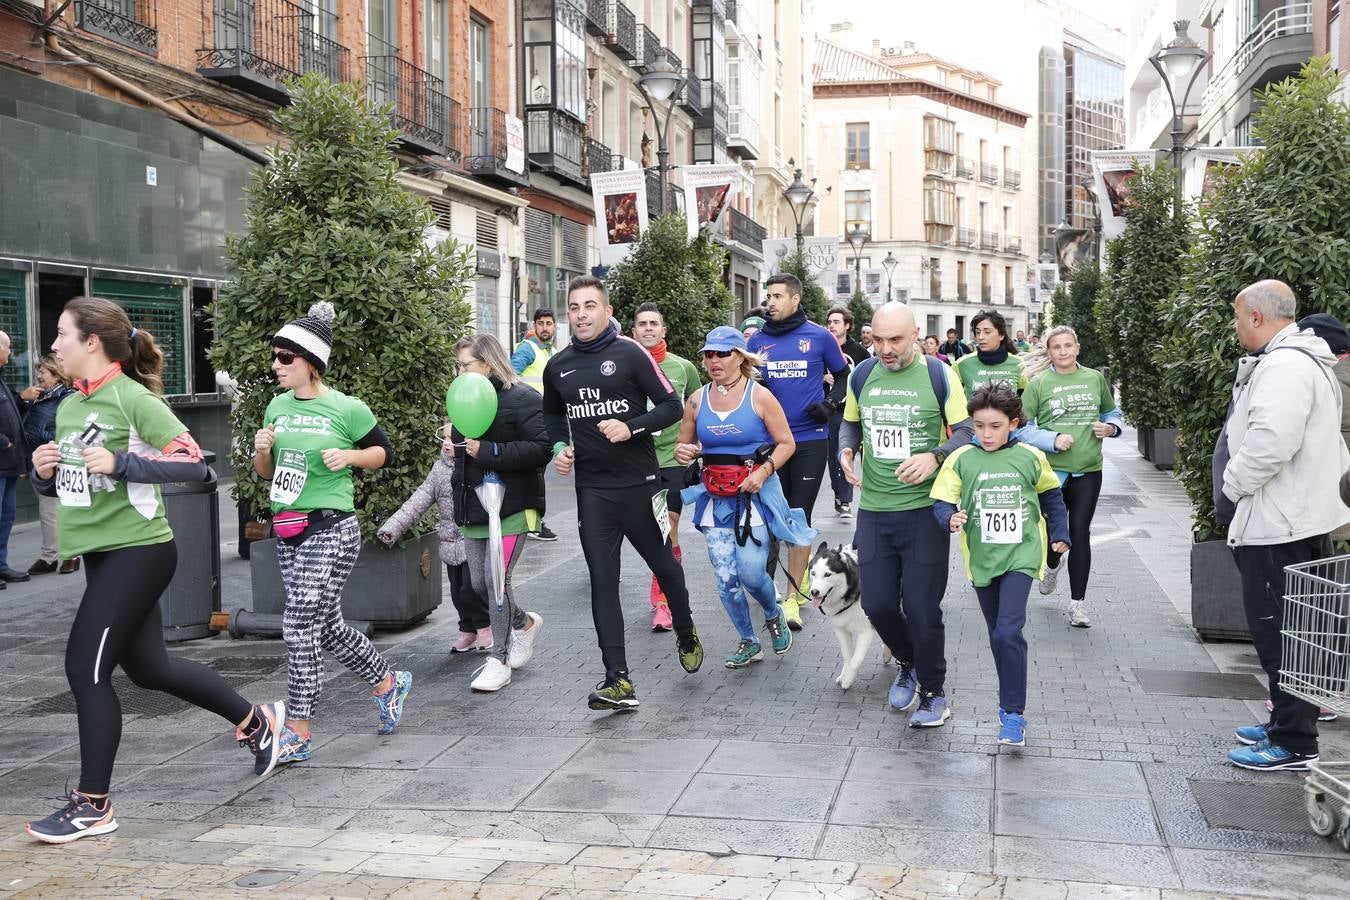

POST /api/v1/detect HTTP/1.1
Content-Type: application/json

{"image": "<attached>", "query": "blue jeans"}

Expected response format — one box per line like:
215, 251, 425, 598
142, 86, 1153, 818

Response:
705, 525, 781, 642
0, 476, 17, 569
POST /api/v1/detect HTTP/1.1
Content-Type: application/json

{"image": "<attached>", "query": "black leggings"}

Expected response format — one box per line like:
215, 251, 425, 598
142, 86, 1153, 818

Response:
577, 483, 694, 676
67, 541, 252, 794
1044, 470, 1103, 601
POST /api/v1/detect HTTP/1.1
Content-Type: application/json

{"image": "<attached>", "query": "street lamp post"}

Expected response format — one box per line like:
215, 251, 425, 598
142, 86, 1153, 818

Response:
881, 250, 898, 301
847, 222, 869, 301
636, 58, 685, 216
1149, 20, 1209, 218
783, 159, 817, 258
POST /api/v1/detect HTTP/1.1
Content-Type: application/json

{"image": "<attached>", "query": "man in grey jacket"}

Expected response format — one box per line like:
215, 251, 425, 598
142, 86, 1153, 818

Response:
1218, 280, 1350, 772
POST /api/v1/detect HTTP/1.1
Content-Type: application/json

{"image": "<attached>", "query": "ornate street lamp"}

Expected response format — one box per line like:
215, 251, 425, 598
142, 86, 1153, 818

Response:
783, 158, 817, 257
1149, 20, 1209, 217
636, 57, 684, 216
881, 250, 898, 301
847, 222, 869, 300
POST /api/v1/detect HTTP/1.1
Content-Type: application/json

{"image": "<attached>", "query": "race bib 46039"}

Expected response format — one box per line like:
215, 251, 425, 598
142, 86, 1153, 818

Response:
270, 448, 309, 506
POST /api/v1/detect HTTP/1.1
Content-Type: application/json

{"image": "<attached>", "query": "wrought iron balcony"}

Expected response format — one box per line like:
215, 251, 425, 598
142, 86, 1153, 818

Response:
930, 275, 941, 300
979, 162, 999, 184
464, 106, 529, 186
678, 69, 703, 115
528, 108, 585, 186
585, 0, 608, 36
584, 137, 618, 179
605, 0, 638, 60
365, 40, 450, 155
1005, 288, 1015, 305
725, 0, 737, 23
1004, 236, 1022, 254
1004, 169, 1021, 191
979, 231, 999, 250
728, 207, 766, 252
636, 24, 662, 71
981, 285, 993, 303
956, 227, 975, 248
77, 0, 158, 54
956, 157, 975, 179
664, 46, 682, 71
198, 0, 349, 104
957, 283, 969, 301
692, 0, 726, 15
697, 80, 728, 131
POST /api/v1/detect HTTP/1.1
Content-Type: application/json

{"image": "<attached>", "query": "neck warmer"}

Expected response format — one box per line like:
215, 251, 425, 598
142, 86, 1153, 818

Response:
977, 347, 1010, 366
74, 361, 123, 398
572, 320, 619, 353
762, 307, 808, 336
649, 340, 668, 363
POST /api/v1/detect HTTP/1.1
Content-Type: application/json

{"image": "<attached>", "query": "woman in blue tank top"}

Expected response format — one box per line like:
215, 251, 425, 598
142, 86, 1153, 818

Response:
675, 327, 817, 669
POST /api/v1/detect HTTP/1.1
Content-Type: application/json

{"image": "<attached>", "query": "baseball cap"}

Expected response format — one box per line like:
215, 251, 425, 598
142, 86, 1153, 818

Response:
701, 325, 748, 354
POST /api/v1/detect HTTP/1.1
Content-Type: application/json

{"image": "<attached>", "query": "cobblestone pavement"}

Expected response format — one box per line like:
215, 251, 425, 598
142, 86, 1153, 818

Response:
0, 426, 1347, 897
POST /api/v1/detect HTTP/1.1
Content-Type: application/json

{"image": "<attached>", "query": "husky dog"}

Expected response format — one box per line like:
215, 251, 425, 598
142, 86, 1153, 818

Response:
807, 542, 892, 689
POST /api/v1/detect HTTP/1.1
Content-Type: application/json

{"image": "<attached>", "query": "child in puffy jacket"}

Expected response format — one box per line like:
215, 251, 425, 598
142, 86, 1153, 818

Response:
379, 425, 491, 652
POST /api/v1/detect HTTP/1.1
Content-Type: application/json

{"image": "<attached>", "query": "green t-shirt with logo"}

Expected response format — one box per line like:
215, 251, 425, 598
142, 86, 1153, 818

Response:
54, 374, 188, 558
843, 356, 969, 512
651, 352, 701, 469
930, 442, 1061, 587
264, 389, 378, 514
1021, 365, 1115, 474
953, 353, 1028, 398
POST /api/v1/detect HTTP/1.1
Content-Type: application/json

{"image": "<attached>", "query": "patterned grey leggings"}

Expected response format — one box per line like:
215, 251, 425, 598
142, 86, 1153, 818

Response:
279, 516, 390, 720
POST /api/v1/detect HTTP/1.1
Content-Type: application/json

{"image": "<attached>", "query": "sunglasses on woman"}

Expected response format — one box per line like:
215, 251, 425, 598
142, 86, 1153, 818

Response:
702, 350, 734, 359
272, 349, 299, 365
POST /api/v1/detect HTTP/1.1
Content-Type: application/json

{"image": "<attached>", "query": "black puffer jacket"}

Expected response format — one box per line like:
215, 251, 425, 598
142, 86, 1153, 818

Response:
452, 378, 551, 527
0, 380, 27, 478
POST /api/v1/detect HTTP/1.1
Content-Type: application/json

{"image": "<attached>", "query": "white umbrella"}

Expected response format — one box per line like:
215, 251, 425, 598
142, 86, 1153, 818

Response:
475, 471, 507, 608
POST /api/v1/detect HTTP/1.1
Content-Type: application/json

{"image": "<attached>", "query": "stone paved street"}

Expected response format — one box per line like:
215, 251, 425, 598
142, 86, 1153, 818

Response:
0, 426, 1348, 897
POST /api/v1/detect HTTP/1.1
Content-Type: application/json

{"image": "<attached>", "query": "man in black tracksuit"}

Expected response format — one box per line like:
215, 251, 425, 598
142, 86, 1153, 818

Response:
543, 277, 703, 711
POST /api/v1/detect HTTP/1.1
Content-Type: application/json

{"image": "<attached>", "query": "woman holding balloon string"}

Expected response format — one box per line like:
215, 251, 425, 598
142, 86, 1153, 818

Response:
446, 333, 552, 693
254, 302, 410, 765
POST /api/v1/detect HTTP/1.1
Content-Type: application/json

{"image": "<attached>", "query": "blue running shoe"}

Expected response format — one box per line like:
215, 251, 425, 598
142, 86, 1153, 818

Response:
909, 691, 951, 728
277, 726, 312, 764
888, 663, 918, 711
998, 709, 1027, 746
374, 670, 412, 735
1234, 723, 1268, 746
1227, 739, 1317, 771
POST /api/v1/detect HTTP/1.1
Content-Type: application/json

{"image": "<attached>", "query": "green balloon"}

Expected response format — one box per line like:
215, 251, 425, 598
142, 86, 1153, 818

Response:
445, 372, 498, 439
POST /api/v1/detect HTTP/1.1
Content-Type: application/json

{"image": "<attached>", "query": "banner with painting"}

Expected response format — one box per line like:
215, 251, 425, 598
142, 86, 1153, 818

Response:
680, 164, 741, 238
1091, 149, 1162, 241
591, 169, 650, 266
1186, 148, 1251, 199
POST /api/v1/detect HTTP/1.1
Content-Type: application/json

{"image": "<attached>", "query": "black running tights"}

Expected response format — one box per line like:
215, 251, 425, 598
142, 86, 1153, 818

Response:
1043, 470, 1103, 602
68, 541, 252, 794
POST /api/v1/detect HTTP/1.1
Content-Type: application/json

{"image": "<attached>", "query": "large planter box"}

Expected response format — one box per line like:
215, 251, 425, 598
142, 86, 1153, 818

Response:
1151, 427, 1179, 471
1191, 537, 1251, 642
1136, 426, 1154, 461
249, 531, 441, 630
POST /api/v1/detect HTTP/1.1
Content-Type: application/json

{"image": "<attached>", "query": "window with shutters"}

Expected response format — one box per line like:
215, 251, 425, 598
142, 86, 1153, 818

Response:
92, 277, 187, 395
523, 209, 555, 265
0, 271, 28, 393
427, 197, 452, 230
560, 219, 587, 273
845, 122, 869, 169
476, 210, 499, 250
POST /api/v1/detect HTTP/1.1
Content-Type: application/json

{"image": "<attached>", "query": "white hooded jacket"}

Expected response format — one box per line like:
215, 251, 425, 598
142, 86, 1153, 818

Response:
1223, 323, 1350, 547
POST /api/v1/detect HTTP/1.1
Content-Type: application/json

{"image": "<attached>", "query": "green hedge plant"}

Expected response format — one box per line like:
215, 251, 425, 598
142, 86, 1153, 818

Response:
209, 73, 474, 543
1159, 56, 1350, 539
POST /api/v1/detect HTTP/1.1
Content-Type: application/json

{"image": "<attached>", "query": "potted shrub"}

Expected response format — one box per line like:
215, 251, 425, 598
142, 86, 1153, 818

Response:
1159, 58, 1350, 640
209, 74, 474, 629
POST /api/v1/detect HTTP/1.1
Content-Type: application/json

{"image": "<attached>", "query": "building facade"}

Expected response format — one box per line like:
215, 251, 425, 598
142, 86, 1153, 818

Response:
812, 35, 1034, 342
1125, 1, 1208, 150
1313, 0, 1347, 101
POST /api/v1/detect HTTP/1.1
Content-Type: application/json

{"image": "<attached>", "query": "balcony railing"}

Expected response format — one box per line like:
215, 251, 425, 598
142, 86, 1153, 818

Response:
1004, 169, 1021, 191
979, 231, 999, 250
606, 0, 638, 60
584, 136, 617, 179
981, 285, 992, 303
197, 0, 349, 103
1201, 2, 1312, 110
956, 157, 975, 179
728, 207, 766, 251
465, 106, 529, 186
698, 80, 728, 131
636, 23, 662, 70
1004, 236, 1022, 254
957, 283, 968, 301
956, 227, 975, 248
692, 0, 726, 15
930, 275, 941, 300
678, 69, 703, 115
1005, 288, 1015, 305
365, 39, 449, 155
979, 162, 999, 184
77, 0, 158, 54
664, 46, 683, 71
585, 0, 608, 36
643, 169, 683, 216
527, 108, 585, 186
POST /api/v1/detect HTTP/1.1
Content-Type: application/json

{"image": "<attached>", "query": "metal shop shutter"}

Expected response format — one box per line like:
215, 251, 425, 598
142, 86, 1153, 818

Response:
560, 219, 588, 273
92, 277, 188, 395
0, 271, 28, 393
523, 209, 555, 266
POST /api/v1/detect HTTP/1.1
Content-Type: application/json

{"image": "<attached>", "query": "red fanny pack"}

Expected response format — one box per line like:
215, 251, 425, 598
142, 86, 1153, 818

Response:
702, 456, 756, 497
272, 511, 310, 540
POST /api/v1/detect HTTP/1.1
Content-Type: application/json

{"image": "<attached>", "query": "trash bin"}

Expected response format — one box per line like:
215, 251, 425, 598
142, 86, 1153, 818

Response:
160, 450, 221, 642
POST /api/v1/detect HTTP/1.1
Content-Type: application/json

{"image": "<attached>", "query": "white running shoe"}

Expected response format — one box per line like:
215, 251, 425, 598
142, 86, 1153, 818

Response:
470, 658, 512, 692
1068, 600, 1091, 628
1040, 555, 1064, 595
507, 612, 543, 669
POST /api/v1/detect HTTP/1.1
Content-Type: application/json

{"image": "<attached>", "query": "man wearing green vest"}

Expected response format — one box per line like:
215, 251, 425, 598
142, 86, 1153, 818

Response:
631, 303, 702, 631
513, 307, 558, 541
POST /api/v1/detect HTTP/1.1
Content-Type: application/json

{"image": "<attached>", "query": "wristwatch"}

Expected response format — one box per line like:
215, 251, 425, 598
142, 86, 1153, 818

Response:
932, 448, 948, 467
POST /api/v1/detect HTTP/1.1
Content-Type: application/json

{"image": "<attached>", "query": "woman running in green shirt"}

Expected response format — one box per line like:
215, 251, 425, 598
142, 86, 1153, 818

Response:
953, 310, 1027, 398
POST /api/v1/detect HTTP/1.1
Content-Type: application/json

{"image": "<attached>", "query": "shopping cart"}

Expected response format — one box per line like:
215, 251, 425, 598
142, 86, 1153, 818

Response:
1280, 554, 1350, 851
